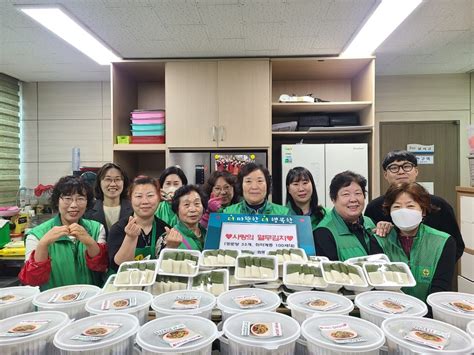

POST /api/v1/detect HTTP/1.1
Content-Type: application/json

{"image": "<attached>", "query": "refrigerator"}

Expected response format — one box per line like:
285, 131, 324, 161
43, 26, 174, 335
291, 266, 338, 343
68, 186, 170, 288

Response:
281, 143, 368, 208
168, 151, 267, 185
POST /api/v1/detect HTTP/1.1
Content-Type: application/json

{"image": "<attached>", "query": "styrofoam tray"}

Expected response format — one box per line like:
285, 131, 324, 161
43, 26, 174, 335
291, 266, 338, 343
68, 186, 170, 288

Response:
188, 268, 229, 296
234, 255, 278, 282
345, 253, 390, 266
266, 248, 308, 265
363, 262, 416, 291
113, 260, 158, 287
157, 248, 201, 277
283, 261, 328, 290
321, 261, 370, 292
200, 249, 239, 268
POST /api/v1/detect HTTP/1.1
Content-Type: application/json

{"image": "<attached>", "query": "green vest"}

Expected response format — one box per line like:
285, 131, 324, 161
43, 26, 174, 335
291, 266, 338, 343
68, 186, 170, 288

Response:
286, 202, 327, 231
316, 208, 377, 261
223, 200, 289, 215
173, 221, 207, 251
28, 215, 104, 291
154, 202, 178, 227
375, 224, 449, 302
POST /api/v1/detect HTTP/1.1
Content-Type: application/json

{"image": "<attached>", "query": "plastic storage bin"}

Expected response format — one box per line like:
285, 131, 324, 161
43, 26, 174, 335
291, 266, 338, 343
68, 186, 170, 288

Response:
301, 314, 385, 355
217, 287, 281, 322
355, 290, 427, 327
427, 292, 474, 330
33, 284, 101, 320
151, 289, 216, 319
53, 313, 139, 354
381, 316, 473, 354
287, 291, 354, 324
0, 311, 69, 355
223, 311, 300, 355
136, 314, 219, 354
467, 319, 474, 337
85, 290, 152, 325
0, 286, 39, 319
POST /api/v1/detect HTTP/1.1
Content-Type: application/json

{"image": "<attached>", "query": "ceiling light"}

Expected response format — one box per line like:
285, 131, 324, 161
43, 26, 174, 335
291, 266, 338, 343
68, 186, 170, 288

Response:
341, 0, 423, 57
18, 6, 121, 65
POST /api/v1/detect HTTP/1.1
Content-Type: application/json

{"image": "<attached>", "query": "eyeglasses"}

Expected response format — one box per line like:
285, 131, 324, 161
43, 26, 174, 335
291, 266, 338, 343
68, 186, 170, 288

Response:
60, 196, 88, 205
103, 177, 123, 184
386, 163, 415, 173
213, 185, 232, 194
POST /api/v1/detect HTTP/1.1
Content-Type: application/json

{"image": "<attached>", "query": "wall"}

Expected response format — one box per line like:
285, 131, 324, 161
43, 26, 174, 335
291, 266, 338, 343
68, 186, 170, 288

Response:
374, 74, 472, 196
21, 82, 112, 188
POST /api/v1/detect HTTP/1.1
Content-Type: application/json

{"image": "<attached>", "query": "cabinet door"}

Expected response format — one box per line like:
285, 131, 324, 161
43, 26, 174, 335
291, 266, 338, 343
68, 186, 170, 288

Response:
217, 60, 271, 147
166, 61, 218, 148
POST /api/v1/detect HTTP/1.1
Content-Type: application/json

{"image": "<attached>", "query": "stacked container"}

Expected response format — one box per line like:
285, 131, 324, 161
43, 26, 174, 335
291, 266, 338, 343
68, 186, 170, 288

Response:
0, 286, 39, 319
151, 289, 216, 319
427, 292, 474, 330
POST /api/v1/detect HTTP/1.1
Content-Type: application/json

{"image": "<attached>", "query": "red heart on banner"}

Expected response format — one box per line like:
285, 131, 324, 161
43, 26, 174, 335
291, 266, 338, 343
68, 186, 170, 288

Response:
225, 234, 233, 239
287, 236, 294, 241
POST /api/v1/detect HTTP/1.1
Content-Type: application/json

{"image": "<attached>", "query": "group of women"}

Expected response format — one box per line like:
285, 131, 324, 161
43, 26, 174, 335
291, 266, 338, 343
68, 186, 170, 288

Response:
18, 162, 455, 305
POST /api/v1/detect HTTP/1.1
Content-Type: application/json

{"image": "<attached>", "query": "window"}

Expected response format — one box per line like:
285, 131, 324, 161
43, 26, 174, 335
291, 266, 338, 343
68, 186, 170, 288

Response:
0, 74, 20, 205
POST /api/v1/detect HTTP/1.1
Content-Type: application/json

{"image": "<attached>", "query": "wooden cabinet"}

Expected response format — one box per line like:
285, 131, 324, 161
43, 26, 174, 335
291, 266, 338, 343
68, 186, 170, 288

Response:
165, 59, 270, 148
456, 186, 474, 292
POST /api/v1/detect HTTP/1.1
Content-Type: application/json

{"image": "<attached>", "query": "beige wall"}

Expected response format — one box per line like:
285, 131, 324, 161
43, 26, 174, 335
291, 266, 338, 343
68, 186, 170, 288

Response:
374, 74, 472, 196
21, 82, 112, 188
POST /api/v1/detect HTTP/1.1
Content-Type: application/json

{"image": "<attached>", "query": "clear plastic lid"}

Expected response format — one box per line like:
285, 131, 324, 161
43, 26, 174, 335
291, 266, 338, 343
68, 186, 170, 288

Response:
381, 316, 473, 353
53, 313, 139, 351
427, 292, 474, 319
223, 311, 300, 350
33, 284, 100, 309
136, 314, 219, 353
85, 290, 153, 314
0, 311, 70, 346
0, 286, 39, 310
217, 288, 281, 314
287, 291, 354, 315
151, 289, 216, 315
301, 315, 385, 352
467, 320, 474, 337
355, 290, 427, 317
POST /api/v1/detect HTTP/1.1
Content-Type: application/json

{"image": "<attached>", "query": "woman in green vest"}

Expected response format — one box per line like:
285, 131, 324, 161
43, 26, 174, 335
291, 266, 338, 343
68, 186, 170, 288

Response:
165, 185, 207, 250
285, 167, 326, 230
154, 166, 188, 227
223, 163, 289, 215
314, 171, 383, 261
19, 176, 108, 290
108, 176, 171, 272
375, 182, 456, 302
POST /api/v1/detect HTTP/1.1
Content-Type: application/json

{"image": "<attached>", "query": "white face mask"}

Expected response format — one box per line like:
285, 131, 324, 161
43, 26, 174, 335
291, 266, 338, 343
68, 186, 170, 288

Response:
390, 208, 423, 232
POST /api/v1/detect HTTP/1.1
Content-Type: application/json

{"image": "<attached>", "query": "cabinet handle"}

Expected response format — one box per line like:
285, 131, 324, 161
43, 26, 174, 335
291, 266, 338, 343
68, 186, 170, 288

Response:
219, 126, 225, 141
212, 126, 217, 142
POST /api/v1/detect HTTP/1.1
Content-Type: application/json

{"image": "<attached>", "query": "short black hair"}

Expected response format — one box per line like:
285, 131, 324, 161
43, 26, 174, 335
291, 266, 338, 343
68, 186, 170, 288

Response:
237, 163, 271, 199
127, 176, 160, 199
171, 185, 207, 214
94, 162, 129, 200
201, 170, 240, 205
382, 150, 418, 171
285, 166, 325, 221
329, 170, 367, 201
50, 175, 94, 211
159, 166, 188, 187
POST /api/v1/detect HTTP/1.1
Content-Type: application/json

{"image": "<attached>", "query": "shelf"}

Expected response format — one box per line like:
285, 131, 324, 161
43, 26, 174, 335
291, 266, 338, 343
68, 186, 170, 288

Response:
113, 144, 167, 152
272, 101, 372, 115
272, 125, 373, 138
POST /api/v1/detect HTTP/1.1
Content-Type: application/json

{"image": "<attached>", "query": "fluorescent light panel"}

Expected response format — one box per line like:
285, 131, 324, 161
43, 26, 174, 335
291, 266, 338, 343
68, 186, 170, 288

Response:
341, 0, 423, 57
19, 7, 120, 65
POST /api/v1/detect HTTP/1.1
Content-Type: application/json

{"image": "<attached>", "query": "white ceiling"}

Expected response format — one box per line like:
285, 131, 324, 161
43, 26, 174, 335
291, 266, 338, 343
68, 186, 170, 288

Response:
0, 0, 473, 82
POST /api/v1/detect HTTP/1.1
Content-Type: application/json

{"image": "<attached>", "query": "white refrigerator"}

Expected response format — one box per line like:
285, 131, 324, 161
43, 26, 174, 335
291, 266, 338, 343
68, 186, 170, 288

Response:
281, 143, 368, 208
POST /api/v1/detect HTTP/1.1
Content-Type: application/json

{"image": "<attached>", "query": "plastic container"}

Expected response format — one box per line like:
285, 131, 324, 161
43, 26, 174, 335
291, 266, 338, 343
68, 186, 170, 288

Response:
223, 311, 300, 355
200, 249, 240, 267
283, 261, 328, 290
345, 253, 390, 266
287, 291, 354, 324
467, 319, 474, 337
188, 268, 229, 296
0, 286, 39, 319
381, 316, 473, 354
157, 249, 201, 277
0, 311, 69, 355
136, 314, 219, 354
217, 287, 282, 322
301, 314, 385, 355
85, 290, 152, 325
33, 284, 101, 320
355, 290, 428, 327
266, 248, 308, 265
427, 292, 474, 330
321, 261, 370, 292
363, 262, 416, 291
234, 255, 278, 282
295, 337, 309, 355
101, 274, 144, 293
151, 289, 216, 319
53, 313, 139, 354
114, 260, 158, 287
130, 123, 165, 131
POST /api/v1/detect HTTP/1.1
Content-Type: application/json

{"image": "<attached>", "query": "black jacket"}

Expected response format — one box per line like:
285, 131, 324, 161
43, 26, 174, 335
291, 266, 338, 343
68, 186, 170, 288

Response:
84, 199, 133, 236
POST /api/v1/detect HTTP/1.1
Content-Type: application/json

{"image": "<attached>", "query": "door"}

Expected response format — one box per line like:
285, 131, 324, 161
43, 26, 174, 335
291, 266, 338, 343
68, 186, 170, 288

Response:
217, 60, 271, 147
166, 61, 218, 148
379, 121, 460, 211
